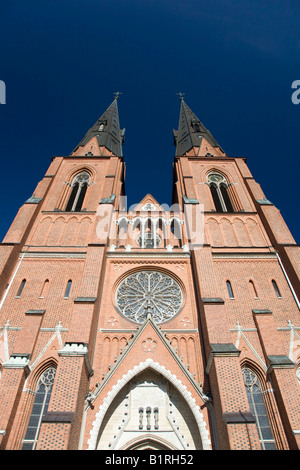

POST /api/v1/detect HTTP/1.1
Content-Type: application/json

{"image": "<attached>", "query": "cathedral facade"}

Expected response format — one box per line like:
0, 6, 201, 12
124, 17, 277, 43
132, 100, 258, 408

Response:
0, 96, 299, 450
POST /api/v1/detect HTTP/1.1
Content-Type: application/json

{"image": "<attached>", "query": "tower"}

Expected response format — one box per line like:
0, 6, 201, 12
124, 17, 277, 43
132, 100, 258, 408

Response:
0, 95, 299, 451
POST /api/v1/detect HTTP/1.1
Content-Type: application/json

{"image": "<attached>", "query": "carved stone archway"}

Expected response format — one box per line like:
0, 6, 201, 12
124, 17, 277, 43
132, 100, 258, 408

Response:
87, 359, 211, 450
121, 434, 177, 450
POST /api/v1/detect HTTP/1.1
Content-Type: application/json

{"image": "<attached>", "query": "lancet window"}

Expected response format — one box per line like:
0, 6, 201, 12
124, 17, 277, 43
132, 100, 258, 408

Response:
39, 279, 49, 298
64, 280, 72, 299
226, 280, 234, 299
272, 280, 282, 298
65, 171, 90, 212
208, 173, 234, 213
16, 279, 26, 298
249, 280, 259, 299
242, 367, 276, 450
22, 367, 56, 450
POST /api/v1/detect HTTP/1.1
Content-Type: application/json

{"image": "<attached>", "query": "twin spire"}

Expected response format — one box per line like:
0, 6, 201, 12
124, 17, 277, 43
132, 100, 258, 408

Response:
71, 93, 125, 157
173, 96, 226, 157
71, 94, 225, 158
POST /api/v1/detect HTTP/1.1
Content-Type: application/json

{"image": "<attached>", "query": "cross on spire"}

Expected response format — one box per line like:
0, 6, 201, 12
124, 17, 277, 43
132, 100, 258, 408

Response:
177, 92, 186, 101
113, 91, 123, 100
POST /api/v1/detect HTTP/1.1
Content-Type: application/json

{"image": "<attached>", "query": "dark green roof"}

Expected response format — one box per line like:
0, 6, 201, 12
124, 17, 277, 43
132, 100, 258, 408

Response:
173, 99, 224, 156
72, 98, 125, 157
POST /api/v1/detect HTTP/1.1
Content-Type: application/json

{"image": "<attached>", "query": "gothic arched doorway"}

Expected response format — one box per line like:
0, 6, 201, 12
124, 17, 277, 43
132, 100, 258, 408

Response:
122, 435, 176, 450
93, 368, 206, 450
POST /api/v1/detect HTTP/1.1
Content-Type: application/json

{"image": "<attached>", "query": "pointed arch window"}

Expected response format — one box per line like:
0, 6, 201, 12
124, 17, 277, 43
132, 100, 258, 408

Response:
16, 279, 26, 298
242, 367, 276, 450
226, 280, 234, 299
64, 280, 72, 299
249, 280, 258, 299
208, 173, 234, 213
272, 280, 282, 298
22, 367, 56, 450
65, 171, 90, 212
39, 279, 49, 298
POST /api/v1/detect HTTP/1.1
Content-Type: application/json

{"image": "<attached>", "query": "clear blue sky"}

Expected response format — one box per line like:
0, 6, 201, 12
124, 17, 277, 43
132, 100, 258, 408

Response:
0, 0, 299, 242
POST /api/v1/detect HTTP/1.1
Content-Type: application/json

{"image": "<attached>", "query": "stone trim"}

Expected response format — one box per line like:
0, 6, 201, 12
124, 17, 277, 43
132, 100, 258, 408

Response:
25, 309, 46, 315
267, 355, 295, 372
3, 353, 30, 372
107, 252, 191, 259
212, 252, 277, 259
100, 328, 137, 334
42, 210, 96, 214
210, 343, 241, 355
252, 309, 272, 315
256, 198, 273, 205
87, 358, 211, 450
21, 252, 86, 259
58, 342, 93, 376
96, 317, 208, 402
223, 411, 256, 424
25, 195, 42, 204
99, 194, 116, 204
100, 328, 199, 334
182, 195, 199, 204
58, 342, 88, 356
74, 297, 97, 304
42, 411, 74, 423
202, 298, 225, 304
206, 343, 240, 374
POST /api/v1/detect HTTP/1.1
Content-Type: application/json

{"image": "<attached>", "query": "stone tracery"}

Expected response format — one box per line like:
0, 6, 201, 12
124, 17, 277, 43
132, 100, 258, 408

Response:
115, 270, 183, 324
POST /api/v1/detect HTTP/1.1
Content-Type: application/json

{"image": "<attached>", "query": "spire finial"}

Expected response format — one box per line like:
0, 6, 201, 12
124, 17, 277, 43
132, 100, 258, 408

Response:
177, 92, 185, 101
113, 91, 122, 100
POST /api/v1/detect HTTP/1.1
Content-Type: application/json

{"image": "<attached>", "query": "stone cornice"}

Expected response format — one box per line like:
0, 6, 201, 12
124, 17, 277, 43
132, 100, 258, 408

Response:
107, 252, 190, 259
21, 251, 86, 259
212, 252, 277, 259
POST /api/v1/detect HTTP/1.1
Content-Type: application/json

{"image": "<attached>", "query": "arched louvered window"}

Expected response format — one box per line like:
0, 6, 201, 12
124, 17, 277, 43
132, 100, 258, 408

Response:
65, 171, 90, 212
16, 279, 26, 298
272, 280, 282, 298
22, 367, 56, 450
208, 173, 235, 213
226, 280, 234, 299
242, 367, 276, 450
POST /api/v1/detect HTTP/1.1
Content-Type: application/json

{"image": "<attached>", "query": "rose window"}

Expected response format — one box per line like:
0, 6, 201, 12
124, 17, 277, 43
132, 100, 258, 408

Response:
115, 271, 183, 324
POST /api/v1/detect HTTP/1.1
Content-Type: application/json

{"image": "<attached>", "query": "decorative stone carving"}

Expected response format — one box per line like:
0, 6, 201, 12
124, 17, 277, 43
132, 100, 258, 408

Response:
115, 271, 183, 324
142, 338, 157, 353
